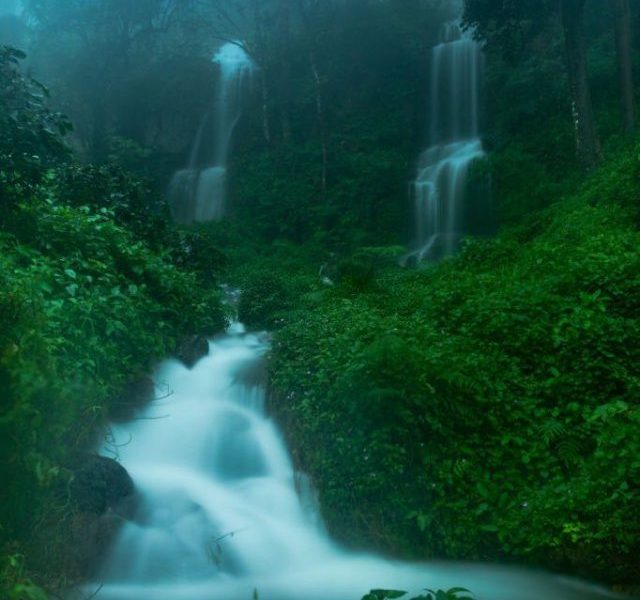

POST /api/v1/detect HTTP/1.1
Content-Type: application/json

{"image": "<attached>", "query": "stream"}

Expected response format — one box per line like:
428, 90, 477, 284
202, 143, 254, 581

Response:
80, 321, 619, 600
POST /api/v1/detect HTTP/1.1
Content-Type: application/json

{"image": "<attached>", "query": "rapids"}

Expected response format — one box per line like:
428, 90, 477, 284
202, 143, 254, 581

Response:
80, 323, 619, 600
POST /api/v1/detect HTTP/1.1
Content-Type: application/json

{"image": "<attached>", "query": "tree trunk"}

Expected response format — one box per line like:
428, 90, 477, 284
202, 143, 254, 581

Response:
614, 0, 635, 133
261, 69, 272, 144
278, 0, 293, 142
90, 99, 109, 162
297, 1, 329, 197
309, 51, 328, 197
560, 0, 601, 168
251, 0, 271, 144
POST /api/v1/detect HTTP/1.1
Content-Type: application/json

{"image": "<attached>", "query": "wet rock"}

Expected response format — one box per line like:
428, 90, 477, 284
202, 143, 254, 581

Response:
70, 455, 135, 516
176, 334, 209, 369
62, 455, 136, 578
109, 375, 155, 422
67, 512, 127, 578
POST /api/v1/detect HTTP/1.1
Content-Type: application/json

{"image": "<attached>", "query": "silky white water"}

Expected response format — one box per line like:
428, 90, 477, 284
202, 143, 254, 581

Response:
82, 322, 619, 600
168, 42, 252, 223
411, 20, 485, 260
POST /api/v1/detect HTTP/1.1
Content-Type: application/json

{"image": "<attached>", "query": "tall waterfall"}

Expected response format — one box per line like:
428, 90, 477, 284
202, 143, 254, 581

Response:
412, 20, 486, 260
80, 322, 618, 600
168, 43, 253, 224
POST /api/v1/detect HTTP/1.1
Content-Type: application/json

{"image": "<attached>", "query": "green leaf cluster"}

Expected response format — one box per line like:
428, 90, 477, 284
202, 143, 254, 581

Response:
0, 197, 226, 590
269, 145, 640, 584
362, 588, 472, 600
0, 48, 227, 596
0, 45, 71, 211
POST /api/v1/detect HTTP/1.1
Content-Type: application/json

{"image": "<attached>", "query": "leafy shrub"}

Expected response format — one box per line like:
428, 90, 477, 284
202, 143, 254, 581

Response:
270, 145, 640, 583
362, 588, 473, 600
0, 48, 228, 595
51, 163, 167, 244
235, 246, 319, 329
0, 46, 71, 211
0, 198, 226, 594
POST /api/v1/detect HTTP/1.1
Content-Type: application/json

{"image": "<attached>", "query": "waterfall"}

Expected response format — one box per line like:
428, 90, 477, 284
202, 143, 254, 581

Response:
78, 321, 619, 600
168, 43, 253, 224
411, 20, 486, 261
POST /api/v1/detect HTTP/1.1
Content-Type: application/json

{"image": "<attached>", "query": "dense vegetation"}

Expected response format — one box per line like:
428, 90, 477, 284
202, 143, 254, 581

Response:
0, 46, 226, 596
1, 0, 640, 597
269, 146, 640, 583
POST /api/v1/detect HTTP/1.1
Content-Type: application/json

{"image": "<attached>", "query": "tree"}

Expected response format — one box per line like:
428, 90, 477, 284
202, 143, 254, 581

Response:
0, 46, 71, 211
23, 0, 195, 160
614, 0, 635, 133
560, 0, 601, 167
295, 0, 336, 196
463, 0, 602, 168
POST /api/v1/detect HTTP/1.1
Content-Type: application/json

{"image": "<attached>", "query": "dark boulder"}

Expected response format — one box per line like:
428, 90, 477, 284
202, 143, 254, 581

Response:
176, 335, 209, 369
70, 455, 135, 516
67, 512, 128, 578
60, 455, 136, 578
109, 375, 155, 422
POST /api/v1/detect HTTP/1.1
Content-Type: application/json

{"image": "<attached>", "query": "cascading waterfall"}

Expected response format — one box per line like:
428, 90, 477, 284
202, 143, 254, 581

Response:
411, 20, 486, 260
80, 319, 619, 600
168, 43, 253, 223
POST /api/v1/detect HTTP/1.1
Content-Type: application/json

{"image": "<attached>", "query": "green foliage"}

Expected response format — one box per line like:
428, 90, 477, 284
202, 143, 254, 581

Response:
362, 588, 473, 600
52, 163, 167, 244
0, 46, 71, 209
0, 46, 227, 596
0, 198, 226, 592
238, 272, 300, 330
463, 0, 557, 63
233, 132, 410, 250
1, 554, 48, 600
106, 136, 152, 172
464, 0, 639, 223
168, 226, 228, 285
234, 243, 319, 330
362, 591, 408, 600
270, 145, 640, 584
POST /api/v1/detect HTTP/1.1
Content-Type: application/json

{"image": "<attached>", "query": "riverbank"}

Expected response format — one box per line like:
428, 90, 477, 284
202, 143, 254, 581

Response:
263, 145, 640, 587
0, 197, 227, 596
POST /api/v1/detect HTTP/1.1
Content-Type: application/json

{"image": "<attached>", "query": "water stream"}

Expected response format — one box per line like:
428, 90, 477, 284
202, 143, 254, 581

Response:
411, 20, 487, 261
83, 322, 619, 600
168, 42, 253, 223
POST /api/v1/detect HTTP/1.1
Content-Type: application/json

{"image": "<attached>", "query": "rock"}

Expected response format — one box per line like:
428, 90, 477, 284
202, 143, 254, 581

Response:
176, 334, 209, 369
70, 455, 135, 516
109, 375, 155, 422
61, 455, 136, 578
68, 512, 127, 578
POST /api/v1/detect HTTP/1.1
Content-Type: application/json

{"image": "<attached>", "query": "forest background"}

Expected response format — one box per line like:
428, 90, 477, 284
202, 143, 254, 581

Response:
1, 0, 639, 597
